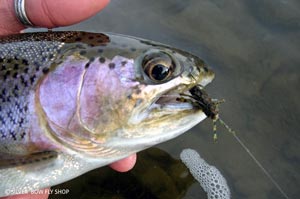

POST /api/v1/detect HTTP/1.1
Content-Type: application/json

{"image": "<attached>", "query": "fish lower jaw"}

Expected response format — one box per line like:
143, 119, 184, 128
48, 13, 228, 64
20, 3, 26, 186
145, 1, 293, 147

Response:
110, 110, 207, 150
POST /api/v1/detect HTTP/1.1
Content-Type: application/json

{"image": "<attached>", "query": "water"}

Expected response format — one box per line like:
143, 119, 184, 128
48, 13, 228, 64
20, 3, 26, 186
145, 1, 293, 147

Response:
49, 0, 300, 198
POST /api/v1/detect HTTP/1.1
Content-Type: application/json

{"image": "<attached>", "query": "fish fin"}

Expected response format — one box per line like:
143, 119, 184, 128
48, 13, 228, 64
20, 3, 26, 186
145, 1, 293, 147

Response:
0, 151, 57, 169
0, 152, 112, 196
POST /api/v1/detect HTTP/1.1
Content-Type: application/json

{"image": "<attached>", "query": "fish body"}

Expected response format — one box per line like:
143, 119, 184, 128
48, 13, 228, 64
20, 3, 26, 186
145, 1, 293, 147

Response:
0, 31, 214, 196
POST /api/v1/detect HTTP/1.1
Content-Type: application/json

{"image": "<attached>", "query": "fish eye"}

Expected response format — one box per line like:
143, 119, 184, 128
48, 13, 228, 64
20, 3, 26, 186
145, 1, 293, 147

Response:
142, 52, 175, 83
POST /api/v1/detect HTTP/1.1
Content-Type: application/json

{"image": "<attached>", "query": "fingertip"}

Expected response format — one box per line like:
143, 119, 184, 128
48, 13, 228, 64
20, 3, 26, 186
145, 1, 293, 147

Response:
109, 154, 137, 172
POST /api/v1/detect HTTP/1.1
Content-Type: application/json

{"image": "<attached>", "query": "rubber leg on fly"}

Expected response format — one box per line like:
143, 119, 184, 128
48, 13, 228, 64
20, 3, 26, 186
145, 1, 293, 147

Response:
213, 117, 218, 142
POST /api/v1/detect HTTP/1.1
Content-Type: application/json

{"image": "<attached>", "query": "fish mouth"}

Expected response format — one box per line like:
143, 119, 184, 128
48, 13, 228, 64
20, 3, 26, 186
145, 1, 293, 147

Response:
148, 70, 215, 115
128, 84, 204, 126
154, 89, 195, 111
147, 85, 201, 118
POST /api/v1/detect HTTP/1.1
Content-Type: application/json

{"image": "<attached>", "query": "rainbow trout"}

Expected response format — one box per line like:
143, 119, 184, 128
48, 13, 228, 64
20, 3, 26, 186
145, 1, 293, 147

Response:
0, 31, 215, 196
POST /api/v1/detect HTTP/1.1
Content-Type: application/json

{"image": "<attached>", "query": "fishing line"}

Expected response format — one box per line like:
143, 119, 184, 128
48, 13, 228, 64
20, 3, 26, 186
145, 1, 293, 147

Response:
218, 118, 290, 199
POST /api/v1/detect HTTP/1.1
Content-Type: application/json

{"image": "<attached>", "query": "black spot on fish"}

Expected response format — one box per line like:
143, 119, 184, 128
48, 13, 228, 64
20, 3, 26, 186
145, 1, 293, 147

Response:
20, 76, 28, 87
2, 89, 6, 95
0, 115, 4, 123
22, 59, 29, 66
34, 61, 40, 71
79, 50, 87, 55
30, 75, 36, 84
85, 62, 90, 69
88, 36, 94, 40
99, 57, 106, 63
9, 130, 17, 141
42, 68, 50, 74
97, 49, 103, 53
127, 94, 132, 99
20, 132, 26, 139
12, 72, 18, 79
103, 35, 109, 40
24, 105, 28, 112
89, 57, 95, 62
121, 61, 127, 66
203, 66, 208, 72
18, 118, 24, 127
75, 37, 82, 41
130, 48, 137, 52
13, 63, 19, 70
4, 71, 10, 80
108, 62, 115, 69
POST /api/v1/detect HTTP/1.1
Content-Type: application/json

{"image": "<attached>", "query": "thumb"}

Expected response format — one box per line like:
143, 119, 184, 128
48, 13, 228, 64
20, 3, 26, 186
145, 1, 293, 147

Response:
0, 0, 110, 36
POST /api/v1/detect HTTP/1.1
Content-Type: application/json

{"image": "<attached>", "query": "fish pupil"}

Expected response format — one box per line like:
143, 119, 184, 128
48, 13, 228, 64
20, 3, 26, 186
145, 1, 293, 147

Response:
151, 64, 170, 81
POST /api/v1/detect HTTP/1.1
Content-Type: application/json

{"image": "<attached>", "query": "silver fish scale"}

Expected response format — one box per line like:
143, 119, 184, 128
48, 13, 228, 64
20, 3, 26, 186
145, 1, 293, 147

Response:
0, 41, 63, 150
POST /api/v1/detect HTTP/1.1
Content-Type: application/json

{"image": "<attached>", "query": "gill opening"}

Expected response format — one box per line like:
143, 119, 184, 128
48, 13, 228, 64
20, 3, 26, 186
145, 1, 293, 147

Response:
74, 64, 92, 132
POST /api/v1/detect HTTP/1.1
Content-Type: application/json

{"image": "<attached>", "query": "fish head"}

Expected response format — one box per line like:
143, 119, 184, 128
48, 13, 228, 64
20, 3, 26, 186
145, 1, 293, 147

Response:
38, 32, 215, 157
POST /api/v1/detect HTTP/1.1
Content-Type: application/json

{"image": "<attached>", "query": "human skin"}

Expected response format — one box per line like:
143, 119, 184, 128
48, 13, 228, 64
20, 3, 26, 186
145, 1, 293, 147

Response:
0, 0, 137, 198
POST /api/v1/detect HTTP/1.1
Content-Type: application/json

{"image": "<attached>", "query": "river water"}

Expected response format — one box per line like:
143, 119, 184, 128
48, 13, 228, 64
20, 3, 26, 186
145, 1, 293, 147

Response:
49, 0, 300, 198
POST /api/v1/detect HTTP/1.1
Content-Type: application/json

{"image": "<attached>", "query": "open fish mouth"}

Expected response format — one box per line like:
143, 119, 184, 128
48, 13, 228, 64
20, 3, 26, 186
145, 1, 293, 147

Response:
153, 88, 196, 111
146, 84, 203, 119
148, 81, 218, 121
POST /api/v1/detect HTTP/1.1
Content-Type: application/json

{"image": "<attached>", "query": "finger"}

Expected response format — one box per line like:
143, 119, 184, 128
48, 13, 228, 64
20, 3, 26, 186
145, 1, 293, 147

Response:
0, 0, 23, 35
109, 154, 137, 172
2, 188, 49, 199
26, 0, 110, 27
0, 0, 110, 36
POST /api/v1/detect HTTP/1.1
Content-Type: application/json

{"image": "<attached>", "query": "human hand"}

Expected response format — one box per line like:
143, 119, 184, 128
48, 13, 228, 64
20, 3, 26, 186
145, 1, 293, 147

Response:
0, 0, 137, 198
0, 0, 110, 36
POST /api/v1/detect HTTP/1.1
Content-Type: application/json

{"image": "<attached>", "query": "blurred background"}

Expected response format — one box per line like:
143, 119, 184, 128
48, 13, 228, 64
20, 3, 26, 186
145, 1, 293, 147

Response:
46, 0, 299, 198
